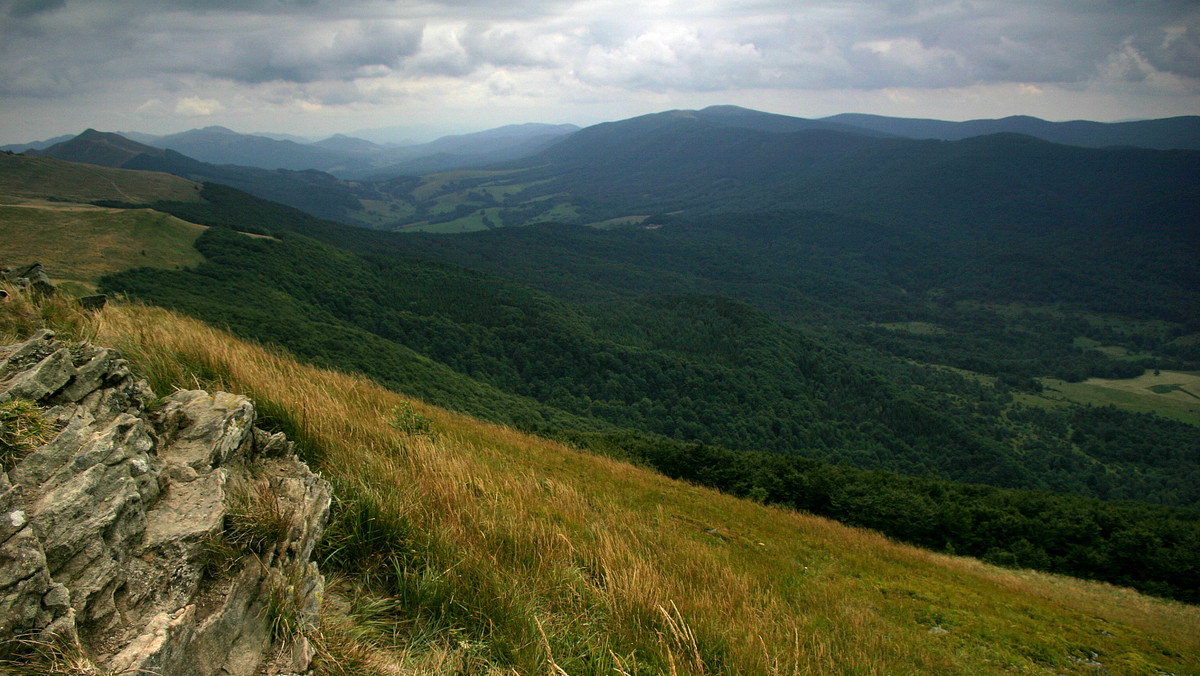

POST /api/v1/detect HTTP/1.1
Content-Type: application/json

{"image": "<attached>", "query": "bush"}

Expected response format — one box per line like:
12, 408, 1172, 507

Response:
389, 402, 433, 437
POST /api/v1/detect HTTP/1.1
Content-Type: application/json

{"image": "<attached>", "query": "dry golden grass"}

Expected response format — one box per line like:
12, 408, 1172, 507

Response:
0, 153, 209, 292
10, 296, 1197, 675
0, 203, 206, 288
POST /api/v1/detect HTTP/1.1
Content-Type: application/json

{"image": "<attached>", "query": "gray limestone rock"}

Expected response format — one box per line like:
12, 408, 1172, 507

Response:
0, 331, 331, 674
154, 390, 257, 471
0, 344, 73, 404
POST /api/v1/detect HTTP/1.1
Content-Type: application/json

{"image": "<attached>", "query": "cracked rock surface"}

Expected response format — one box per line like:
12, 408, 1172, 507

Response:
0, 330, 332, 675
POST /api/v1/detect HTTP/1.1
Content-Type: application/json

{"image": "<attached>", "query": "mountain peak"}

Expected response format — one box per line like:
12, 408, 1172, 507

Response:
699, 104, 754, 114
56, 129, 156, 152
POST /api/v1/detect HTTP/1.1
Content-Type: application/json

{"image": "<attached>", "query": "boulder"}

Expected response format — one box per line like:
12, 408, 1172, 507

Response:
0, 262, 56, 298
79, 295, 107, 312
0, 330, 331, 675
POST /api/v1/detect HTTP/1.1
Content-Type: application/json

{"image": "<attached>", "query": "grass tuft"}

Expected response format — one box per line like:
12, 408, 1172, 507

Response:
266, 563, 317, 643
225, 476, 293, 555
0, 282, 94, 345
201, 533, 244, 578
0, 399, 58, 470
0, 635, 112, 676
390, 401, 435, 438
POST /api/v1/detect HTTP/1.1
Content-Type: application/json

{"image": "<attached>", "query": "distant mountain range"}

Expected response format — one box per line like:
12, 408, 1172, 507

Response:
140, 126, 349, 172
349, 123, 581, 179
7, 107, 1198, 178
1, 134, 76, 153
5, 122, 581, 177
15, 105, 1200, 236
28, 129, 364, 222
503, 107, 1200, 235
821, 112, 1200, 149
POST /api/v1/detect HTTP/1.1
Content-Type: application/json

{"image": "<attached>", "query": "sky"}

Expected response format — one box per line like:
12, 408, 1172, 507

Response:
2, 0, 1198, 144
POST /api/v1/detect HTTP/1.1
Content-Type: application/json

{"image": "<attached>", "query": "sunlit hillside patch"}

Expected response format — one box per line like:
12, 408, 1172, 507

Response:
0, 153, 201, 204
1037, 371, 1200, 427
0, 203, 206, 290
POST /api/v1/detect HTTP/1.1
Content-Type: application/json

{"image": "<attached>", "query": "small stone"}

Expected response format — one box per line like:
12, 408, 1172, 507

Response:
258, 430, 293, 458
929, 626, 949, 635
165, 463, 199, 484
290, 635, 315, 672
42, 582, 70, 610
79, 295, 107, 311
9, 263, 56, 298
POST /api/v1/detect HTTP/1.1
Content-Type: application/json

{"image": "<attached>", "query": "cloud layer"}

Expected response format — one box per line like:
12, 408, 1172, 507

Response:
1, 0, 1197, 139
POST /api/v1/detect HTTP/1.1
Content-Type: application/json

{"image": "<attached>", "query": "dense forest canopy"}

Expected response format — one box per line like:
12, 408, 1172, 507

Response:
103, 171, 1200, 601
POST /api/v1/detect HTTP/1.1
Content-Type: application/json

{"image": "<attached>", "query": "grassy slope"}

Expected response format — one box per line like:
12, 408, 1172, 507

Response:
1035, 372, 1200, 427
5, 152, 1198, 673
0, 203, 206, 287
0, 152, 201, 204
25, 298, 1193, 675
0, 153, 207, 290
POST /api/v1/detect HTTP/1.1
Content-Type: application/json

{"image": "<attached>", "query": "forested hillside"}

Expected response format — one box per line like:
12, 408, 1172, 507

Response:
107, 192, 1200, 503
102, 183, 1200, 601
9, 112, 1199, 605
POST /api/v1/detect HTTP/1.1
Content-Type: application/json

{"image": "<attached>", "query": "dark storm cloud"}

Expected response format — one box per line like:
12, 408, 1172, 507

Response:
193, 20, 426, 84
5, 0, 67, 18
0, 2, 425, 94
1134, 23, 1200, 79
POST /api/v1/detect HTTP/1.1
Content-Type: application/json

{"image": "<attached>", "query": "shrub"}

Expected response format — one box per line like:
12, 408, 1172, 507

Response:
389, 402, 434, 438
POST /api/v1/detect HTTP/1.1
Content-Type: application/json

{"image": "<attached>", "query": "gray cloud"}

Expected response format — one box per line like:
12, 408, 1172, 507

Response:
202, 20, 426, 83
1, 0, 1197, 142
4, 0, 67, 18
5, 0, 1198, 94
1134, 22, 1200, 80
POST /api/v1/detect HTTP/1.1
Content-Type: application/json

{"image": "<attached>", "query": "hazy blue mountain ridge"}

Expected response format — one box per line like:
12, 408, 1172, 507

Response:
31, 130, 362, 221
823, 112, 1200, 150
150, 126, 348, 171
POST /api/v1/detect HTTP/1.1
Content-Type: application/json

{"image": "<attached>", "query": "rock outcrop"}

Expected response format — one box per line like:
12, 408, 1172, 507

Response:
0, 263, 57, 298
0, 329, 332, 675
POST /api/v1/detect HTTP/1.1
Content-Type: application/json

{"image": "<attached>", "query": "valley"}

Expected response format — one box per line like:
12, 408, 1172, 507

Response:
2, 106, 1199, 673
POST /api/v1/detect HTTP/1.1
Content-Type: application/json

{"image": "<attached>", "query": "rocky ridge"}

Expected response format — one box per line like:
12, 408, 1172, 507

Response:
0, 328, 331, 675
